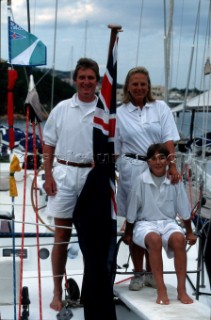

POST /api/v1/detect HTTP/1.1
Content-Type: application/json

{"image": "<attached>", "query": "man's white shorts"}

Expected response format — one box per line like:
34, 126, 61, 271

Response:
45, 163, 92, 219
133, 220, 185, 258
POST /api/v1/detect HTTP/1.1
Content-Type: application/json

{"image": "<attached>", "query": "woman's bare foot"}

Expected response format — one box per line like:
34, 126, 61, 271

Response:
50, 292, 63, 311
177, 290, 193, 304
156, 288, 170, 305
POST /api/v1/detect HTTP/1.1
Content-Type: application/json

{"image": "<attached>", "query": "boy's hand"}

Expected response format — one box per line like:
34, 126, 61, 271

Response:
186, 232, 197, 246
122, 234, 132, 246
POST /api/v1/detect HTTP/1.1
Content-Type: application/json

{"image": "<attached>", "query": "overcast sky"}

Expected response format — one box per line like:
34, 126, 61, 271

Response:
1, 0, 211, 89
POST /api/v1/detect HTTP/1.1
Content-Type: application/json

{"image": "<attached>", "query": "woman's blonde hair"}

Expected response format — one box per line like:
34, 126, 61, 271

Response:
122, 66, 155, 104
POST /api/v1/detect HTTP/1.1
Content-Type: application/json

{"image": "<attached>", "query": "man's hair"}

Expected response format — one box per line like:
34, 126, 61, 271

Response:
122, 66, 155, 104
147, 143, 169, 160
73, 58, 100, 81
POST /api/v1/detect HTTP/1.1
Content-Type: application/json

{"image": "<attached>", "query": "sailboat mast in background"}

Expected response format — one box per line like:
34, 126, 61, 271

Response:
163, 0, 174, 103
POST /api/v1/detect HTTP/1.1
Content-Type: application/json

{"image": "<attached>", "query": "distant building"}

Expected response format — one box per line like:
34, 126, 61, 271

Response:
152, 86, 165, 100
116, 88, 124, 104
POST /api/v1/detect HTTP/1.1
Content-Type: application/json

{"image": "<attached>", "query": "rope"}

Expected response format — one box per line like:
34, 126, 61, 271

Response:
18, 106, 29, 320
181, 163, 193, 209
32, 121, 43, 320
11, 198, 17, 320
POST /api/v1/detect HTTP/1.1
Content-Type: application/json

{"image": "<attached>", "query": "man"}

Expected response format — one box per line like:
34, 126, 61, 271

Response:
43, 58, 100, 311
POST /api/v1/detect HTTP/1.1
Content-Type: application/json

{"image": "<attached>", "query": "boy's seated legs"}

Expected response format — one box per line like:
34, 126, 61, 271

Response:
129, 243, 145, 290
130, 243, 157, 289
145, 232, 170, 305
168, 232, 193, 304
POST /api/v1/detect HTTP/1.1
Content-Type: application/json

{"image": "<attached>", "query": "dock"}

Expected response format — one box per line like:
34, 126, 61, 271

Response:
114, 282, 211, 320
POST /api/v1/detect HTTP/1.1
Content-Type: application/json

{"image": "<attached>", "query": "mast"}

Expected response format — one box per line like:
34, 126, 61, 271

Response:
163, 0, 168, 102
50, 0, 58, 110
69, 45, 73, 85
0, 0, 2, 61
26, 0, 30, 32
84, 20, 88, 57
135, 0, 144, 66
163, 0, 174, 103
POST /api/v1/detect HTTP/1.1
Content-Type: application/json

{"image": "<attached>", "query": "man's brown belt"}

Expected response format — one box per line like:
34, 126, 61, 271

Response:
57, 159, 93, 168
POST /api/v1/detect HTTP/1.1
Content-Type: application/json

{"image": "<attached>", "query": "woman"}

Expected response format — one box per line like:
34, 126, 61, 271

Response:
115, 66, 180, 291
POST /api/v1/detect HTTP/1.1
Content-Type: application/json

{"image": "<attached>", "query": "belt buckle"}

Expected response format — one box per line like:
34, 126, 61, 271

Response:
135, 154, 139, 160
66, 160, 69, 165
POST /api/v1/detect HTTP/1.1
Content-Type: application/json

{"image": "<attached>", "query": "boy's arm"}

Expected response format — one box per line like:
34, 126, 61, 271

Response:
122, 221, 134, 246
183, 219, 197, 245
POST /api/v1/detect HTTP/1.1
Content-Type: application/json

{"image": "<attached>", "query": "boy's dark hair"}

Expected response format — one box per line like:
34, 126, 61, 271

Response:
147, 143, 169, 160
73, 58, 100, 81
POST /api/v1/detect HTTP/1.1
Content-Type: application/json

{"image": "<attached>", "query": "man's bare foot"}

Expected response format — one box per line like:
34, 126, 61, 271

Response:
50, 293, 63, 311
178, 291, 193, 304
156, 288, 170, 305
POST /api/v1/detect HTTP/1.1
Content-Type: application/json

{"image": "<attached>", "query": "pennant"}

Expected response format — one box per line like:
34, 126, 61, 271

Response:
8, 18, 47, 66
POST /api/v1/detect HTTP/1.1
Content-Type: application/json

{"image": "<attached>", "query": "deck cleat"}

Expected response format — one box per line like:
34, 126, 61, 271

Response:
56, 303, 73, 320
21, 286, 30, 320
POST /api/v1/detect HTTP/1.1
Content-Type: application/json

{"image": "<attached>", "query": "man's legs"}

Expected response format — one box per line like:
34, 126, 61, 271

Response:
50, 218, 72, 311
168, 232, 193, 304
145, 232, 169, 304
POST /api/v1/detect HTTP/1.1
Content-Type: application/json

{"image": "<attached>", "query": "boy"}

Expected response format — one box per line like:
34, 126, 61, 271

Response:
123, 143, 197, 305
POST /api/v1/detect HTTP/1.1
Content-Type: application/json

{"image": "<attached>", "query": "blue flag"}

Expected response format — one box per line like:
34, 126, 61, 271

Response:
8, 18, 47, 66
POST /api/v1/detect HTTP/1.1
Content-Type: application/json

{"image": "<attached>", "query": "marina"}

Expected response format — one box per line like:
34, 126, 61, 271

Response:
1, 0, 211, 319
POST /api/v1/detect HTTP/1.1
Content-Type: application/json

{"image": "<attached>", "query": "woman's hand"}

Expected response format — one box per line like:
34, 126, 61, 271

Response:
167, 164, 182, 184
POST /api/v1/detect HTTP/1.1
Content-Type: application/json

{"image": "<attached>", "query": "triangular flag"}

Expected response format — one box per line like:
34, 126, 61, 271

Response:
8, 18, 47, 66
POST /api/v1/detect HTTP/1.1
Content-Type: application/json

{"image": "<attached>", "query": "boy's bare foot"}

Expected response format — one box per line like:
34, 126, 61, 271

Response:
156, 288, 170, 305
177, 291, 193, 304
50, 293, 63, 311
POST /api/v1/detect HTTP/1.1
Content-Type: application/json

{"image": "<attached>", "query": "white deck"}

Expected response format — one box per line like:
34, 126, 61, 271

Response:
114, 282, 211, 320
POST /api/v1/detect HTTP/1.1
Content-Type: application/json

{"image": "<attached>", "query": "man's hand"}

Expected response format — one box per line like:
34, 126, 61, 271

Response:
44, 175, 57, 196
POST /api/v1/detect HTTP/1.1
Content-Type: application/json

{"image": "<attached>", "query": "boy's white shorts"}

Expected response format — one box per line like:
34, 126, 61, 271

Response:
133, 220, 185, 258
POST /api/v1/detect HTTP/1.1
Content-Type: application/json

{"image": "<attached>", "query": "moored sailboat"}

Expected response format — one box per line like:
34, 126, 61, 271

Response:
0, 1, 211, 320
